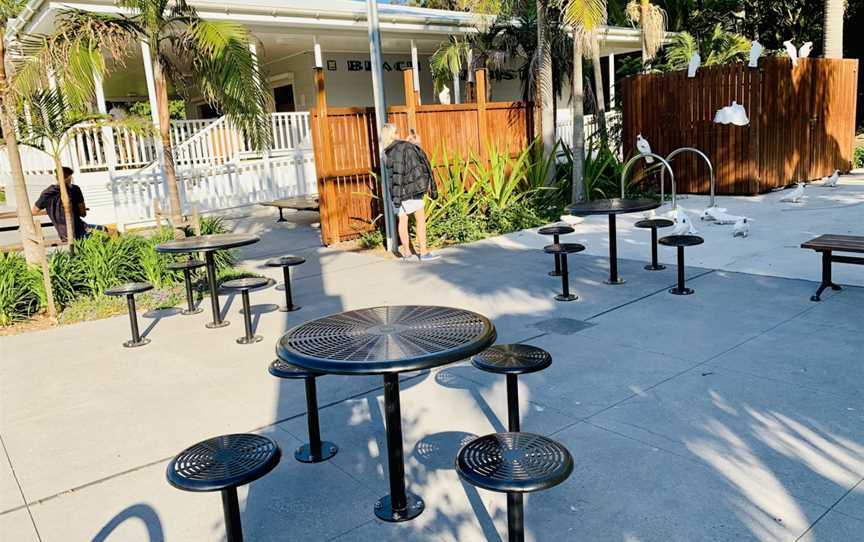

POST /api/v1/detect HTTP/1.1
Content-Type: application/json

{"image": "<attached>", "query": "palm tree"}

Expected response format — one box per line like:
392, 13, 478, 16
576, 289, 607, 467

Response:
664, 24, 750, 71
31, 1, 272, 237
626, 0, 667, 70
0, 0, 42, 264
563, 0, 607, 202
823, 0, 844, 58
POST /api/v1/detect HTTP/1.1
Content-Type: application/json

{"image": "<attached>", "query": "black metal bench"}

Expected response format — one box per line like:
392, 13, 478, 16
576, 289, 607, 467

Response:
260, 196, 320, 223
801, 235, 864, 301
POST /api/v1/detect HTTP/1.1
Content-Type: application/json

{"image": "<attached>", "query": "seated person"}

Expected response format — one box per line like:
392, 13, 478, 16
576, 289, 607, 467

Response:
32, 167, 104, 241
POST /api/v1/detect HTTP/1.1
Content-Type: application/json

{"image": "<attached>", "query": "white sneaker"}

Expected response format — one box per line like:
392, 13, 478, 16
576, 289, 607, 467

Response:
418, 252, 440, 262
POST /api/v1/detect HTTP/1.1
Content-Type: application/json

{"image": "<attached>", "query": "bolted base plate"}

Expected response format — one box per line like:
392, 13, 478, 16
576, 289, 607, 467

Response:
295, 441, 338, 463
181, 307, 204, 316
547, 270, 562, 277
810, 295, 822, 302
206, 320, 231, 329
374, 493, 424, 522
604, 277, 626, 285
644, 264, 666, 271
123, 338, 151, 348
555, 294, 578, 302
669, 287, 695, 296
279, 305, 302, 313
236, 335, 263, 345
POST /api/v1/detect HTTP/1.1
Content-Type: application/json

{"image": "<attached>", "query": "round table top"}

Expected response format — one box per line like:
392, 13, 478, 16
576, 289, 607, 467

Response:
156, 234, 260, 254
276, 305, 497, 375
659, 234, 705, 247
566, 198, 661, 216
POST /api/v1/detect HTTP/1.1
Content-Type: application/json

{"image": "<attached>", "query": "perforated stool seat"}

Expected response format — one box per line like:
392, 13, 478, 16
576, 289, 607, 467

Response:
166, 259, 205, 315
105, 282, 153, 348
265, 256, 305, 312
634, 218, 674, 271
456, 432, 573, 542
659, 234, 705, 295
472, 345, 551, 432
538, 224, 575, 277
167, 433, 281, 542
543, 243, 585, 302
222, 277, 271, 344
268, 359, 337, 463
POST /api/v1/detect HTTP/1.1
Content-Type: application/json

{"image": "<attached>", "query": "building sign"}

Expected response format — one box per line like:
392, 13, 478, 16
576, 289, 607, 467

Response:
342, 59, 418, 72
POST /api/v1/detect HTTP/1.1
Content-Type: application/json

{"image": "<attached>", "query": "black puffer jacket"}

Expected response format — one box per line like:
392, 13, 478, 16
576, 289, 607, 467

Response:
383, 141, 438, 208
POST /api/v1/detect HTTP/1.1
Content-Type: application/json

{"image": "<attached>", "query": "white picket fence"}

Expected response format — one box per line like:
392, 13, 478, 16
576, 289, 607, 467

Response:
556, 111, 622, 152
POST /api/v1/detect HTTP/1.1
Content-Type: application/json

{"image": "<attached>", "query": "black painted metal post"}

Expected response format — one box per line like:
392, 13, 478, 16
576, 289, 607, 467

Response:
204, 252, 226, 328
560, 254, 570, 298
607, 214, 621, 284
506, 374, 519, 432
677, 246, 686, 290
126, 294, 141, 343
277, 208, 286, 222
552, 233, 561, 276
283, 267, 294, 310
507, 492, 525, 542
650, 227, 659, 268
241, 292, 254, 341
304, 377, 322, 460
221, 487, 244, 542
183, 269, 196, 313
383, 373, 407, 512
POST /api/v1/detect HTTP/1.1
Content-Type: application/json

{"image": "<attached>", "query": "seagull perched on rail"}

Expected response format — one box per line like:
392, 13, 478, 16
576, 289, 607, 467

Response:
798, 41, 813, 59
748, 40, 763, 68
780, 182, 806, 203
822, 170, 840, 187
783, 40, 798, 67
636, 134, 654, 163
687, 52, 701, 78
733, 217, 750, 238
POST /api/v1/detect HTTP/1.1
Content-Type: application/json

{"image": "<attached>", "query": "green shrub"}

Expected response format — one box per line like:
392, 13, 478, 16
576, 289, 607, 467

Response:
139, 227, 184, 289
487, 202, 545, 235
428, 202, 488, 246
48, 251, 81, 309
0, 252, 44, 325
190, 216, 237, 271
854, 146, 864, 169
359, 229, 384, 249
70, 232, 145, 296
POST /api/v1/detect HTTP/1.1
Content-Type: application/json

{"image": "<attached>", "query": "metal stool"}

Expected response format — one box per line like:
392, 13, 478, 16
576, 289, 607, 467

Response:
265, 256, 305, 312
221, 277, 270, 344
634, 218, 674, 271
456, 433, 573, 542
167, 433, 281, 542
659, 234, 705, 295
472, 345, 552, 432
165, 259, 205, 315
104, 282, 153, 348
269, 359, 338, 463
543, 243, 585, 301
537, 224, 575, 276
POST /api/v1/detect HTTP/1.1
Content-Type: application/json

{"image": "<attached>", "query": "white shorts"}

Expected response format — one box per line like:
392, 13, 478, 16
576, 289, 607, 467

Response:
398, 199, 424, 216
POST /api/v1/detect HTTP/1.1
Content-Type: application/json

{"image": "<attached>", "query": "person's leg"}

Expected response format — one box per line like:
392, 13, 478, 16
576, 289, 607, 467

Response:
397, 212, 411, 257
414, 208, 427, 255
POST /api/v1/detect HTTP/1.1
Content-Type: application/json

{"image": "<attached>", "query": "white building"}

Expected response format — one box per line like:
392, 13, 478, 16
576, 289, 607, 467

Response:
2, 0, 647, 229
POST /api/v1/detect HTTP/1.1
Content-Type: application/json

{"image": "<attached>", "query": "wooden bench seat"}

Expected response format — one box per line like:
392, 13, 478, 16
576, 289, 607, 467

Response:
260, 196, 319, 222
801, 234, 864, 301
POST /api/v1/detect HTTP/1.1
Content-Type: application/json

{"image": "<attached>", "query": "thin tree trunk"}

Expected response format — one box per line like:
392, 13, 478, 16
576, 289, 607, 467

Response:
537, 0, 555, 183
153, 60, 185, 239
571, 40, 586, 203
823, 0, 844, 58
0, 22, 41, 265
52, 153, 75, 250
591, 39, 608, 143
641, 3, 649, 71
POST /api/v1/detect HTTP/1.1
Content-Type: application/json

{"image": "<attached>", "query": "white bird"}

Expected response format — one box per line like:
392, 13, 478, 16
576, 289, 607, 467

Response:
783, 40, 798, 67
780, 182, 806, 203
642, 209, 656, 219
636, 134, 654, 163
729, 101, 750, 126
438, 86, 451, 105
714, 106, 731, 124
687, 52, 701, 78
822, 169, 840, 187
732, 217, 750, 238
700, 207, 728, 221
559, 215, 583, 226
707, 209, 745, 225
670, 208, 697, 235
798, 41, 813, 59
748, 40, 763, 68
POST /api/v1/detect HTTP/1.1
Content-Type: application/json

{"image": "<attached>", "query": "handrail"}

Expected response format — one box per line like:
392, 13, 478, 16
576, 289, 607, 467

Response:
620, 152, 675, 202
660, 147, 715, 208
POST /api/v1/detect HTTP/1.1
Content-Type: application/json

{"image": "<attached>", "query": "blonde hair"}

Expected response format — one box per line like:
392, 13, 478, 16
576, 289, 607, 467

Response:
380, 123, 398, 149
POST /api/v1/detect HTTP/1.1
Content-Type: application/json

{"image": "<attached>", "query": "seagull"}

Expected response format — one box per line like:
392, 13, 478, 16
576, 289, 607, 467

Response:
783, 40, 798, 67
636, 134, 654, 163
780, 182, 806, 203
700, 207, 728, 221
748, 40, 763, 68
670, 208, 697, 235
822, 169, 840, 187
732, 217, 750, 238
438, 86, 451, 105
687, 52, 701, 78
798, 41, 813, 59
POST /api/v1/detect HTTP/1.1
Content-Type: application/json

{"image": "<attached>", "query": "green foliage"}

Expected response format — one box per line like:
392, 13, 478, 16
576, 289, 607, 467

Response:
190, 216, 236, 271
427, 201, 489, 245
0, 189, 6, 204
854, 146, 864, 169
139, 227, 183, 289
47, 250, 81, 308
69, 231, 145, 295
0, 252, 43, 325
128, 99, 186, 120
358, 230, 384, 249
663, 24, 750, 71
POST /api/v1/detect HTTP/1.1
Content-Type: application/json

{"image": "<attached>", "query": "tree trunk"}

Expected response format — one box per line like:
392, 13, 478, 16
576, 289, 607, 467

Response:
536, 0, 556, 183
640, 3, 649, 71
52, 153, 75, 250
153, 59, 185, 239
591, 40, 608, 143
571, 40, 586, 203
823, 0, 845, 58
0, 23, 41, 265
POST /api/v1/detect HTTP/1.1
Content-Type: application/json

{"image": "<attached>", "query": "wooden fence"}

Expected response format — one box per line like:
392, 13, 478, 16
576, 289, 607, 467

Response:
621, 57, 858, 195
310, 68, 533, 245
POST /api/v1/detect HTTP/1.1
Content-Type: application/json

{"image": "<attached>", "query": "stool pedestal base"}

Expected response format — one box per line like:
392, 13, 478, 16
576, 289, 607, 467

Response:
374, 493, 425, 522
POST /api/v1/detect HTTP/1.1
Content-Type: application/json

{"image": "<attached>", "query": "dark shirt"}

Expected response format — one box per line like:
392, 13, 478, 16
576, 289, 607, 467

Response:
34, 184, 87, 241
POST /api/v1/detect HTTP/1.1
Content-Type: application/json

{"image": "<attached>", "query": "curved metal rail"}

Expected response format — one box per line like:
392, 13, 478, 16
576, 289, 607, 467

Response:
620, 152, 676, 203
660, 147, 716, 208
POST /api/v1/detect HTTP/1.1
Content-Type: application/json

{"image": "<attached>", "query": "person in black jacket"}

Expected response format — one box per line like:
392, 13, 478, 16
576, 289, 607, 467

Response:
32, 167, 105, 241
381, 124, 439, 261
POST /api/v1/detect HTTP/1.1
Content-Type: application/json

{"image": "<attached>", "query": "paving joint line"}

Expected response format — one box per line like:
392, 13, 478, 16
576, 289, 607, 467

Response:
795, 478, 864, 541
585, 269, 716, 321
0, 435, 41, 540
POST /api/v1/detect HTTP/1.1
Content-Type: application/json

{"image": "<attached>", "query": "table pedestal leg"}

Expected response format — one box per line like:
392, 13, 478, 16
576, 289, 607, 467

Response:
605, 214, 625, 285
375, 373, 424, 522
204, 252, 230, 328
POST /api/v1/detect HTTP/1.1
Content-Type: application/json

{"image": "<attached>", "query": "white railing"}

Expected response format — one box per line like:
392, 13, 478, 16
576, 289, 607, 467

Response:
556, 110, 622, 151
